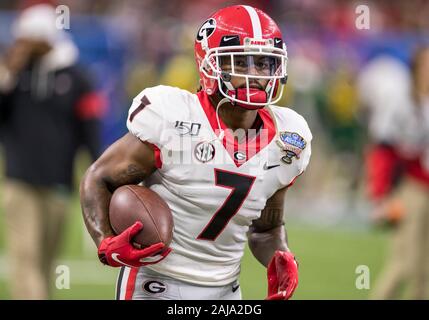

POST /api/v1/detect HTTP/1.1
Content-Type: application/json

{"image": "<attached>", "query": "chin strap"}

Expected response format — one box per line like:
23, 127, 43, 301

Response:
204, 97, 230, 143
215, 97, 230, 141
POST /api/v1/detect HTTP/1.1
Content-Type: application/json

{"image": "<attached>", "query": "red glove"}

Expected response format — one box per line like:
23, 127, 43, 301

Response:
98, 221, 171, 268
266, 250, 299, 300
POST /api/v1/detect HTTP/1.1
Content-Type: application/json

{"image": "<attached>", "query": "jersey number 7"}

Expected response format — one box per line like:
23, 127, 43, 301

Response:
197, 169, 256, 241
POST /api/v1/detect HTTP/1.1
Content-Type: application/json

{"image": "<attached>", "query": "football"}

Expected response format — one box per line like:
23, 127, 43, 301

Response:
109, 185, 174, 249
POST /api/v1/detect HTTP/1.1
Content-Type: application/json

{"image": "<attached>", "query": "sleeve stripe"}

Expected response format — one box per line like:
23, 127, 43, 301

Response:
142, 141, 163, 169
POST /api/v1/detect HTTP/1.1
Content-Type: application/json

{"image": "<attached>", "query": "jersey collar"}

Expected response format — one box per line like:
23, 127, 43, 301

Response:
196, 91, 276, 167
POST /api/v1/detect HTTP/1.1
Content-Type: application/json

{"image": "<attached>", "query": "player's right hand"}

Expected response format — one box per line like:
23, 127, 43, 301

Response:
97, 221, 172, 268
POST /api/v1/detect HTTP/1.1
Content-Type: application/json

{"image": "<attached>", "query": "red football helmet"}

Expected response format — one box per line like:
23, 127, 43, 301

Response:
194, 5, 288, 109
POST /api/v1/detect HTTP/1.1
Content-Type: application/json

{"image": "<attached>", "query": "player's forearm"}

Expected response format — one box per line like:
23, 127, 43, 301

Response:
80, 134, 158, 248
248, 225, 289, 267
80, 165, 115, 248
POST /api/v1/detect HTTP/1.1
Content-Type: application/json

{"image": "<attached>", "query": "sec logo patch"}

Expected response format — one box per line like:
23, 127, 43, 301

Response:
194, 141, 215, 163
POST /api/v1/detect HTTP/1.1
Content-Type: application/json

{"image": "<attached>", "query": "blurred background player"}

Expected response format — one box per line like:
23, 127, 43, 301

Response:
0, 3, 104, 299
80, 5, 310, 300
360, 46, 429, 299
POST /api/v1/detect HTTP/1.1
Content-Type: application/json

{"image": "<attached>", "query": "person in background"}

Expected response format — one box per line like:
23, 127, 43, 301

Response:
360, 47, 429, 299
0, 3, 105, 299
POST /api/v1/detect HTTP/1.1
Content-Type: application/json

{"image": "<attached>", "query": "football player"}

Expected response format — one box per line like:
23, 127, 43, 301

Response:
362, 47, 429, 299
80, 5, 312, 300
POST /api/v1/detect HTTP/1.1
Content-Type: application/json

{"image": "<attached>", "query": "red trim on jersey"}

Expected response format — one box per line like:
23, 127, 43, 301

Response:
286, 171, 303, 188
124, 268, 138, 300
196, 91, 276, 167
75, 92, 107, 120
142, 141, 163, 169
151, 144, 163, 169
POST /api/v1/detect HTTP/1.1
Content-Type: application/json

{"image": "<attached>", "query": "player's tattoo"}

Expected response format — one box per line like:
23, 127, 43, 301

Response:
102, 164, 146, 191
81, 133, 158, 247
80, 176, 115, 245
248, 189, 289, 267
260, 207, 284, 227
81, 196, 96, 214
252, 203, 284, 232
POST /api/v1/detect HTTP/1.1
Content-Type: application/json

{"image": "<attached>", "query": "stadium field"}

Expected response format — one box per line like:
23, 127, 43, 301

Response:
0, 193, 388, 300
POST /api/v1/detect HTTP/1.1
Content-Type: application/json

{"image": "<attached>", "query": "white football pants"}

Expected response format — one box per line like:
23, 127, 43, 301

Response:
116, 266, 242, 300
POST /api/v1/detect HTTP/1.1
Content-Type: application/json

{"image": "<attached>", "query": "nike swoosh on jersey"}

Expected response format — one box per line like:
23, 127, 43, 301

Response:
223, 36, 236, 41
263, 163, 280, 170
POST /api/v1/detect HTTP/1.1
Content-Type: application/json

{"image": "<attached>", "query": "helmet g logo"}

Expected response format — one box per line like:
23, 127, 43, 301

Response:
196, 18, 216, 42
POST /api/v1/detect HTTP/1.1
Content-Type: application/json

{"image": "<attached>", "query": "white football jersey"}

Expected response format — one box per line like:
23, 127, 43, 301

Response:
126, 85, 312, 286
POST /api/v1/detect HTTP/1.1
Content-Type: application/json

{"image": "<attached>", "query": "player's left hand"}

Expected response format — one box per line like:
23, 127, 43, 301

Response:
266, 250, 299, 300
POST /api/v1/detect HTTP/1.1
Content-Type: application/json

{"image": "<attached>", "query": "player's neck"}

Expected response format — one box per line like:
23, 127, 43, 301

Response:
209, 95, 259, 132
219, 105, 258, 133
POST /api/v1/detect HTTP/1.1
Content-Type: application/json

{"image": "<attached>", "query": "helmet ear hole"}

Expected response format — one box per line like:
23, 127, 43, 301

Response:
221, 72, 232, 82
